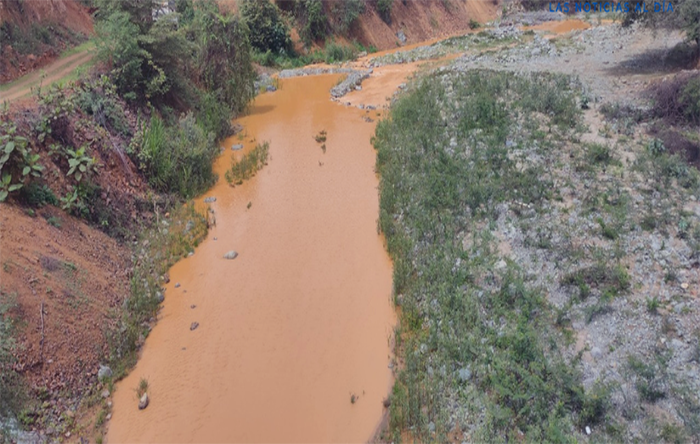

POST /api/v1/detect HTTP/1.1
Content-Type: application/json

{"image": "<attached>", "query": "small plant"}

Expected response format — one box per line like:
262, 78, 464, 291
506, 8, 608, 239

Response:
0, 121, 44, 201
314, 130, 327, 143
646, 138, 666, 156
377, 0, 393, 23
66, 145, 97, 182
469, 19, 481, 30
136, 378, 149, 398
580, 92, 590, 109
225, 142, 270, 185
646, 297, 661, 314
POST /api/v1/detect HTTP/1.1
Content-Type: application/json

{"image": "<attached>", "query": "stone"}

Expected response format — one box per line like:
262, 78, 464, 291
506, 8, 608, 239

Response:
681, 282, 689, 290
97, 365, 112, 381
101, 389, 110, 399
458, 367, 472, 382
175, 283, 181, 288
138, 393, 149, 410
190, 322, 199, 331
591, 347, 603, 359
397, 30, 407, 44
224, 251, 239, 260
203, 197, 217, 203
585, 426, 591, 435
232, 144, 244, 151
156, 292, 165, 303
266, 85, 277, 92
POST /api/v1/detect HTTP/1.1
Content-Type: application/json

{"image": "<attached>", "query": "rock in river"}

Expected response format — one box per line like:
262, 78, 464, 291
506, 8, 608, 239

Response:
224, 251, 238, 260
138, 393, 149, 410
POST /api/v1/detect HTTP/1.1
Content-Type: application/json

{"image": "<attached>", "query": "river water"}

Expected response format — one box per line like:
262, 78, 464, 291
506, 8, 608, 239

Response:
107, 74, 396, 443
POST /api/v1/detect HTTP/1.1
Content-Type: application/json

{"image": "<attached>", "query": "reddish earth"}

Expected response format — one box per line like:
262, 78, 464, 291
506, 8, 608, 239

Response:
0, 0, 93, 83
0, 203, 131, 395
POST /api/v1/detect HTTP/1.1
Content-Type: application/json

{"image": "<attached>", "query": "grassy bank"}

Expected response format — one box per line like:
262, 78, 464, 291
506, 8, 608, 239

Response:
374, 68, 700, 442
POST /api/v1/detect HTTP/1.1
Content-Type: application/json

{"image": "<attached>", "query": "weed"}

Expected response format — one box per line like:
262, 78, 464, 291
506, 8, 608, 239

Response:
136, 378, 149, 398
646, 297, 661, 314
225, 142, 270, 186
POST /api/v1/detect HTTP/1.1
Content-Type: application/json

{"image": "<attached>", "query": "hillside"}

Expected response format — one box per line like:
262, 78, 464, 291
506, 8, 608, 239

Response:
0, 0, 94, 83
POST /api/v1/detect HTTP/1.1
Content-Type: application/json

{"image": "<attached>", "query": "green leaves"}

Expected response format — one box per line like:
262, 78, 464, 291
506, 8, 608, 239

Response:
65, 145, 97, 183
0, 121, 43, 201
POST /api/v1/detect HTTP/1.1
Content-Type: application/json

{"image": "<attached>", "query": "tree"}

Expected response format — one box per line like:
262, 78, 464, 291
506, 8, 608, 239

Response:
240, 0, 292, 54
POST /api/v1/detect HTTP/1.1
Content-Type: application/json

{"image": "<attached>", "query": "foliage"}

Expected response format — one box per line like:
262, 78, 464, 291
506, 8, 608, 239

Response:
66, 145, 98, 183
74, 76, 131, 137
331, 0, 365, 34
194, 1, 256, 116
377, 0, 393, 23
240, 0, 292, 54
0, 293, 25, 417
135, 112, 218, 198
107, 202, 207, 378
647, 71, 700, 125
225, 142, 270, 185
0, 121, 44, 202
295, 0, 328, 43
373, 70, 586, 440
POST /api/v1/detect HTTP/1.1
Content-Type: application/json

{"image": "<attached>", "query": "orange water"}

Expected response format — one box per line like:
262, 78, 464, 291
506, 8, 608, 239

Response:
107, 75, 395, 443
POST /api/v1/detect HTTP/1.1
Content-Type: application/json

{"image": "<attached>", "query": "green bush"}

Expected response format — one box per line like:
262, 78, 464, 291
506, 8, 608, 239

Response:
377, 0, 393, 23
74, 76, 131, 137
0, 121, 44, 202
240, 0, 292, 54
332, 0, 365, 34
295, 0, 328, 43
323, 41, 356, 63
225, 142, 270, 185
195, 2, 256, 116
136, 112, 218, 198
0, 294, 26, 417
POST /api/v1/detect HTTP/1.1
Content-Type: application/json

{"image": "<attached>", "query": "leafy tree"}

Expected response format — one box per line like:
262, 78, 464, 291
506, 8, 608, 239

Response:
240, 0, 292, 54
295, 0, 328, 43
194, 0, 255, 115
625, 0, 700, 57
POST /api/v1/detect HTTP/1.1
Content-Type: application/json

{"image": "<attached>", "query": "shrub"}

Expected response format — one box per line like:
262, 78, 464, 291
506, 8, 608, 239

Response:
377, 0, 393, 23
295, 0, 328, 43
647, 72, 700, 125
74, 76, 131, 137
196, 3, 256, 116
332, 0, 365, 34
225, 142, 270, 185
240, 0, 292, 54
323, 41, 356, 63
0, 121, 44, 202
136, 113, 218, 198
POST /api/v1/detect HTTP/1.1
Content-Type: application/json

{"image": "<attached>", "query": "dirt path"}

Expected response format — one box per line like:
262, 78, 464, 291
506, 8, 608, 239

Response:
0, 49, 95, 103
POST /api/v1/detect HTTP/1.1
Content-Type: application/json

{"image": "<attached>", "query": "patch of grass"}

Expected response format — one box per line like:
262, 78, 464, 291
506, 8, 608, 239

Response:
374, 69, 588, 441
628, 355, 667, 403
136, 378, 148, 398
646, 297, 661, 314
225, 142, 270, 186
106, 203, 208, 378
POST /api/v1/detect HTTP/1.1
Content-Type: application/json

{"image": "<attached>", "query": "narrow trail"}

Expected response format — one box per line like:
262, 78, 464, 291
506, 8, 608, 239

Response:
107, 75, 396, 443
0, 49, 94, 103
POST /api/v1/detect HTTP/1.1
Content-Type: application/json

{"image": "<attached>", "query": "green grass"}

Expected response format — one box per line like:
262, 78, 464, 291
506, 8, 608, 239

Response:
373, 69, 596, 441
225, 142, 270, 186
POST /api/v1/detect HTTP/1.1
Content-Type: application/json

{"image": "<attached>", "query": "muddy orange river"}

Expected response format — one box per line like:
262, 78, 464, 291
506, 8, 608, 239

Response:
107, 74, 399, 443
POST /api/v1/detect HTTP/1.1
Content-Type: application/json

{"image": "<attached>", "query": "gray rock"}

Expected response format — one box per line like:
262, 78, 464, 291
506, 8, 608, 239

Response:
175, 283, 181, 288
203, 197, 217, 203
397, 30, 407, 44
266, 85, 277, 92
138, 393, 149, 410
190, 322, 199, 331
232, 144, 244, 151
224, 251, 239, 260
98, 365, 113, 381
591, 347, 603, 359
156, 292, 165, 303
457, 367, 472, 381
